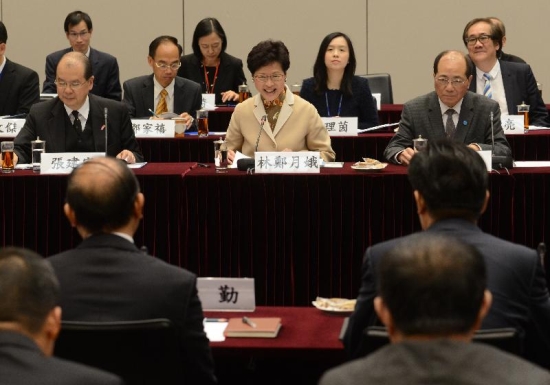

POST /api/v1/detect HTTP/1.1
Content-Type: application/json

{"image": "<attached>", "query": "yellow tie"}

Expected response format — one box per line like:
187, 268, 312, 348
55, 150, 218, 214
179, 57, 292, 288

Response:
155, 89, 168, 115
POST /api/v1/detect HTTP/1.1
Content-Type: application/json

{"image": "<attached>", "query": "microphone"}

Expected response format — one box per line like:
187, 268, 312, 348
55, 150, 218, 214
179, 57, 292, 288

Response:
490, 110, 513, 169
104, 107, 108, 156
238, 115, 267, 171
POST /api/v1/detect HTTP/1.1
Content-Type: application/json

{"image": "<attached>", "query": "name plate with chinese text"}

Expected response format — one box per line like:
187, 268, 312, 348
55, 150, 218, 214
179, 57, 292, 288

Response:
322, 117, 358, 136
201, 94, 216, 110
0, 119, 25, 137
40, 152, 104, 174
131, 119, 175, 138
501, 115, 525, 135
254, 151, 321, 174
197, 277, 255, 311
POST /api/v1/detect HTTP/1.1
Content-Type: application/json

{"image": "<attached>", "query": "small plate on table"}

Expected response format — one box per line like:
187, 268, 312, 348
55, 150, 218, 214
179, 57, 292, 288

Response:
351, 161, 388, 172
312, 297, 356, 314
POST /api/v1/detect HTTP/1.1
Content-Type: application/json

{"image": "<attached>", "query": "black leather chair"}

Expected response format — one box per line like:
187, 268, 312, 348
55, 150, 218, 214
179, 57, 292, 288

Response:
54, 319, 183, 385
360, 73, 394, 104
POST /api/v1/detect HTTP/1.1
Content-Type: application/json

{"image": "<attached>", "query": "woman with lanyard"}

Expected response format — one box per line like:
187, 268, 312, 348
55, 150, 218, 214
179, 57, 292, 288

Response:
177, 17, 247, 105
300, 32, 379, 131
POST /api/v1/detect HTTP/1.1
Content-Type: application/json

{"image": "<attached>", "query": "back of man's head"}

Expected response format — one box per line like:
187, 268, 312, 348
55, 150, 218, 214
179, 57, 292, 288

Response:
377, 233, 487, 337
65, 157, 140, 234
0, 247, 59, 334
408, 139, 488, 221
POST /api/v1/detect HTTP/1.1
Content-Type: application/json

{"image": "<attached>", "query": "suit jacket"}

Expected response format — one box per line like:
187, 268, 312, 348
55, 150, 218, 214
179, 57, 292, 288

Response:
0, 330, 123, 385
469, 61, 548, 127
321, 340, 550, 385
13, 94, 143, 164
343, 219, 550, 367
0, 59, 40, 116
383, 91, 511, 163
177, 52, 247, 105
224, 85, 336, 161
42, 47, 122, 101
499, 51, 527, 64
48, 234, 217, 385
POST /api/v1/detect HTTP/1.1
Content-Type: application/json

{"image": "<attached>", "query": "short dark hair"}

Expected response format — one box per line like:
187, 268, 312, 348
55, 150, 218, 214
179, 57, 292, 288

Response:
64, 10, 93, 32
312, 32, 357, 97
247, 40, 290, 75
377, 233, 487, 336
148, 35, 182, 58
462, 17, 503, 56
408, 139, 488, 221
0, 247, 59, 334
433, 50, 473, 78
66, 157, 140, 234
488, 16, 506, 36
0, 21, 7, 44
57, 52, 93, 80
191, 17, 227, 59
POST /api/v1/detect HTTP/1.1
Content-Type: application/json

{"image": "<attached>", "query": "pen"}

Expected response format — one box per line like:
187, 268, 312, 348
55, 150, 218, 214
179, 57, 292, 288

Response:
204, 318, 228, 322
242, 316, 257, 328
148, 108, 160, 118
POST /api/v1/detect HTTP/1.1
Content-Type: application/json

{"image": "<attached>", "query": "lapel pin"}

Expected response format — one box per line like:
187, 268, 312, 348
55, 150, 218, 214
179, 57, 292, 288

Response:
462, 120, 468, 126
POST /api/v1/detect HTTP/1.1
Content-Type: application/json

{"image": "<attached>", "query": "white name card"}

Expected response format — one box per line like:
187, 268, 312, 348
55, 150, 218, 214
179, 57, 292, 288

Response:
0, 119, 25, 137
322, 117, 358, 136
131, 119, 175, 138
501, 115, 525, 135
201, 94, 216, 110
254, 151, 321, 174
197, 277, 255, 311
40, 152, 104, 174
372, 93, 382, 110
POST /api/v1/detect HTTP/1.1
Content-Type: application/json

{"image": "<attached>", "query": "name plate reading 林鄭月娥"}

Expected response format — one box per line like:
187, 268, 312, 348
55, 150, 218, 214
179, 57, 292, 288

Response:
131, 119, 175, 138
501, 115, 525, 135
40, 152, 104, 174
201, 94, 216, 110
197, 277, 255, 312
322, 117, 358, 136
0, 119, 25, 137
254, 151, 321, 174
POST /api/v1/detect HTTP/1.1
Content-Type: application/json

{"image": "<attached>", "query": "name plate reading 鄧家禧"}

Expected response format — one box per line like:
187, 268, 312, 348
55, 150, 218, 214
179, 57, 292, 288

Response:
0, 119, 25, 137
40, 152, 104, 174
201, 94, 216, 110
501, 115, 525, 135
254, 151, 321, 174
197, 277, 255, 311
131, 119, 175, 138
322, 117, 358, 136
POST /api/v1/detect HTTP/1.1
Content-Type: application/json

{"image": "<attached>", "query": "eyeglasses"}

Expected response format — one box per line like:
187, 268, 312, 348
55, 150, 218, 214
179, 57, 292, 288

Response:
154, 62, 182, 71
68, 31, 90, 39
464, 35, 493, 46
435, 77, 467, 87
254, 74, 285, 83
55, 80, 88, 89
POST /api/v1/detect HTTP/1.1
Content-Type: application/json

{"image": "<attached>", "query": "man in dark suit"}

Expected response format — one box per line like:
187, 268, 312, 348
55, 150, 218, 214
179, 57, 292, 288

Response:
48, 156, 217, 385
463, 17, 548, 127
0, 247, 123, 385
123, 35, 202, 131
346, 140, 550, 367
0, 21, 39, 116
42, 10, 121, 101
13, 52, 142, 165
384, 50, 511, 165
322, 233, 550, 385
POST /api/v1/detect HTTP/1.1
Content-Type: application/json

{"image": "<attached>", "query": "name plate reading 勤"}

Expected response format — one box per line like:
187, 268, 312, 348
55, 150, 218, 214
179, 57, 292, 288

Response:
40, 152, 104, 174
322, 117, 358, 136
254, 151, 321, 174
197, 277, 255, 311
501, 115, 525, 135
0, 119, 25, 137
201, 94, 216, 110
131, 119, 175, 138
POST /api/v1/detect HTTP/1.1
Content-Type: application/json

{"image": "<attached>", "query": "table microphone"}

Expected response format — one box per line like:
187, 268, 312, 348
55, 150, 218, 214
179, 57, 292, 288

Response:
237, 115, 267, 171
490, 110, 513, 169
104, 107, 108, 156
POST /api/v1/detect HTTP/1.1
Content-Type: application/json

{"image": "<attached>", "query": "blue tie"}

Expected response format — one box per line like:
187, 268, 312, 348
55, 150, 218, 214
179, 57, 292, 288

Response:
483, 73, 493, 99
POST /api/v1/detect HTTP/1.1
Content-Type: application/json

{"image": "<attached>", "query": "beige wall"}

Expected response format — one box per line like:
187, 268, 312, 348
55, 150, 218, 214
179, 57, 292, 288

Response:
1, 1, 549, 103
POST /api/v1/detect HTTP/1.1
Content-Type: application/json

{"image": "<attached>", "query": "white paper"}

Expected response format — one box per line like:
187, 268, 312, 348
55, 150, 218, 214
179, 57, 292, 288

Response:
477, 150, 492, 172
372, 93, 381, 110
203, 321, 228, 342
230, 151, 250, 169
514, 161, 550, 168
127, 162, 148, 169
201, 94, 216, 110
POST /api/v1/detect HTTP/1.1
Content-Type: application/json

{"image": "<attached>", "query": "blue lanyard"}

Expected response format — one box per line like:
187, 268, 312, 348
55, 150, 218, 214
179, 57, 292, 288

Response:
325, 92, 342, 117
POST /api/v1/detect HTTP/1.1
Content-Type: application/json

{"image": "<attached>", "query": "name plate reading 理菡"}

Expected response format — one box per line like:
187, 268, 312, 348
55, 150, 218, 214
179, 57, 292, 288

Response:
0, 119, 25, 137
40, 152, 104, 174
254, 151, 321, 174
501, 115, 525, 135
322, 117, 358, 136
131, 119, 175, 138
201, 94, 216, 110
197, 277, 255, 312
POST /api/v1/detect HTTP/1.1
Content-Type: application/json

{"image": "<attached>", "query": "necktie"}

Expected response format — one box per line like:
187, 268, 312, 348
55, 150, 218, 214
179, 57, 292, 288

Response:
72, 110, 82, 133
483, 73, 493, 99
445, 109, 456, 138
156, 89, 168, 115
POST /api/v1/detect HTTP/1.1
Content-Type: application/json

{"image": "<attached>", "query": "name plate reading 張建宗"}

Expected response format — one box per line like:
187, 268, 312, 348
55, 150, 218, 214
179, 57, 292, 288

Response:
254, 151, 321, 174
322, 117, 358, 136
197, 277, 255, 311
201, 94, 216, 110
501, 115, 525, 135
0, 119, 25, 137
131, 119, 175, 138
40, 152, 104, 174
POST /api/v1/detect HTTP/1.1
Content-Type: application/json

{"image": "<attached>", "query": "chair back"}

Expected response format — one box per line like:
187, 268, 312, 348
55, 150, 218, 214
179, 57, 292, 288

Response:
54, 319, 183, 385
361, 73, 394, 104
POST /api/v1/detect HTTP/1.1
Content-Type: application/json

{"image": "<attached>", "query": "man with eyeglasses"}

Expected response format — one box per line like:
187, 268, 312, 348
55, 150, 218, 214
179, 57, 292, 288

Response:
122, 36, 201, 131
42, 10, 122, 101
463, 17, 548, 127
384, 50, 511, 165
13, 52, 143, 164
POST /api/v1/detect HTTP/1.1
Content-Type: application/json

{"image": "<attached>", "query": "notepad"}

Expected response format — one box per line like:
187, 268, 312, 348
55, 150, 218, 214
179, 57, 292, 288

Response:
224, 317, 282, 338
